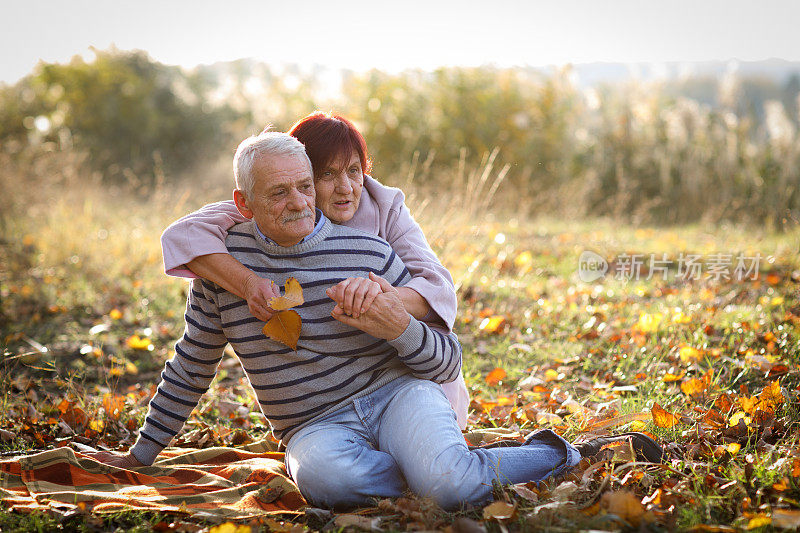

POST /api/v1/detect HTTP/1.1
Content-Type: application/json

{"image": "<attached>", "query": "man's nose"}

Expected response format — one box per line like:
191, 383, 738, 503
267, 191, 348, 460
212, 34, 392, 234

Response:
286, 187, 306, 209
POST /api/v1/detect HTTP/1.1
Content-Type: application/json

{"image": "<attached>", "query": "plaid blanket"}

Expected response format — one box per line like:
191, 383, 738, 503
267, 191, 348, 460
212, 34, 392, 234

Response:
0, 428, 520, 519
0, 440, 306, 520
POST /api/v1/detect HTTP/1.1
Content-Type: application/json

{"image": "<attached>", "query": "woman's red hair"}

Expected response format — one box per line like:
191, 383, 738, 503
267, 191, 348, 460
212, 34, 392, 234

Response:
288, 112, 371, 177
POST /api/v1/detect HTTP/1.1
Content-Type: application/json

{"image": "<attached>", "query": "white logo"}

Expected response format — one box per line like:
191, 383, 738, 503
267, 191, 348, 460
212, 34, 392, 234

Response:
578, 250, 608, 282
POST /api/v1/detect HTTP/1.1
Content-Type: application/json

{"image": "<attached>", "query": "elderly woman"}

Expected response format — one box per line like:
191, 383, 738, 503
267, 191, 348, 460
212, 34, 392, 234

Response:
161, 112, 469, 428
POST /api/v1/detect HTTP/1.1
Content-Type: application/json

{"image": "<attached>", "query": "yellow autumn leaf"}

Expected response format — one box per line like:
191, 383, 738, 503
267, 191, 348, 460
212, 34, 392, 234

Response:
729, 411, 752, 427
126, 335, 152, 351
269, 277, 304, 311
479, 316, 507, 334
262, 310, 302, 350
671, 311, 692, 324
746, 514, 771, 529
679, 346, 702, 363
635, 313, 663, 333
544, 368, 561, 382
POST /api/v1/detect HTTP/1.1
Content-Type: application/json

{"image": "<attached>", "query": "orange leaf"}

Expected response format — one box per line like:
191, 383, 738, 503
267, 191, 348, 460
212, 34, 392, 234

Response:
103, 394, 125, 421
486, 367, 507, 386
651, 403, 680, 428
262, 310, 302, 350
581, 412, 651, 432
681, 378, 707, 397
758, 380, 783, 406
600, 490, 649, 527
268, 278, 304, 311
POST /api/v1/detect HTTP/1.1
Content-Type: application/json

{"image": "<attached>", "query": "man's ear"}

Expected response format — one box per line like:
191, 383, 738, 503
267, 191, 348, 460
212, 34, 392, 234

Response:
233, 189, 254, 219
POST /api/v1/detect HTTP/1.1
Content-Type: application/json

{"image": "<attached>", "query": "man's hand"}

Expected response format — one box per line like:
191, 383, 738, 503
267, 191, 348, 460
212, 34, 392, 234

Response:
330, 273, 411, 340
326, 276, 382, 318
90, 451, 145, 469
243, 273, 280, 322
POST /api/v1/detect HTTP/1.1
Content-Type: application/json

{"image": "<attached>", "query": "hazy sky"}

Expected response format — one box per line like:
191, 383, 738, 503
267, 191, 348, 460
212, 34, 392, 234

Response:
3, 0, 799, 83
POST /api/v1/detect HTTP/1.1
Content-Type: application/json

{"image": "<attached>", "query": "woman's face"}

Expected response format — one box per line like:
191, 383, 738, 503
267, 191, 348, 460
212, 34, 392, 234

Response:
314, 151, 364, 224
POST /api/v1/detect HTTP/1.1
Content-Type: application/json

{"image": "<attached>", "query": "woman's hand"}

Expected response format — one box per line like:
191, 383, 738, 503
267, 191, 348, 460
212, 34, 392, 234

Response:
243, 273, 281, 322
187, 254, 280, 322
326, 276, 383, 318
330, 273, 411, 340
90, 451, 145, 469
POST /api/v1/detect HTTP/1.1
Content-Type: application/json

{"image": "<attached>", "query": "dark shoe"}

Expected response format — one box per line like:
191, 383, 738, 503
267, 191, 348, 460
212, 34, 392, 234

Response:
574, 432, 664, 463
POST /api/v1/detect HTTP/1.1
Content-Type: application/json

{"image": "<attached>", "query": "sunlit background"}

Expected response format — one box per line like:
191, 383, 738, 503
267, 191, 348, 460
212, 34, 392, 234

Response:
2, 0, 800, 227
3, 0, 800, 83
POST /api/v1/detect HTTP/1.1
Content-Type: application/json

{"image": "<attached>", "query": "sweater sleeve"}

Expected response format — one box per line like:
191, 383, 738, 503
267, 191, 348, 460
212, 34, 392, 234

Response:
381, 187, 457, 331
388, 318, 463, 384
129, 279, 228, 465
379, 241, 462, 384
161, 200, 248, 278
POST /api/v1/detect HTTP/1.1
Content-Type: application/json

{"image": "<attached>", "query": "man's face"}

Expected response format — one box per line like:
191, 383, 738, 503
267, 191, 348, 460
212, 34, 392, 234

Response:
243, 154, 316, 246
314, 151, 364, 224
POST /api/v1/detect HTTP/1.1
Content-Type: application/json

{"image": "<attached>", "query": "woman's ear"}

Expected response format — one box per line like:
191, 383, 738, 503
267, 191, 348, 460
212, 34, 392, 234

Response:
233, 189, 254, 219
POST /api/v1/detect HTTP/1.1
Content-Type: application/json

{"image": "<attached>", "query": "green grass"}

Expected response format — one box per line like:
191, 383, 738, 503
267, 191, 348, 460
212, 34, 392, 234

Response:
2, 158, 800, 531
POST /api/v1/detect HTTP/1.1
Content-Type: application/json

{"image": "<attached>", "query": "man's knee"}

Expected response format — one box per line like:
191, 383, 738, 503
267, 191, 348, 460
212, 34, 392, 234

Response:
405, 448, 492, 510
288, 435, 403, 508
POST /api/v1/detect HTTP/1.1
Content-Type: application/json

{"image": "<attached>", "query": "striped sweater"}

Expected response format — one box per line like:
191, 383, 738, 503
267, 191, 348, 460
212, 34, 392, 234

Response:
130, 215, 462, 466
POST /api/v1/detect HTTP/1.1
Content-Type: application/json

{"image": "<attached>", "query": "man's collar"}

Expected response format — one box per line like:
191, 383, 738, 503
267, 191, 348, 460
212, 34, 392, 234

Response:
255, 209, 324, 246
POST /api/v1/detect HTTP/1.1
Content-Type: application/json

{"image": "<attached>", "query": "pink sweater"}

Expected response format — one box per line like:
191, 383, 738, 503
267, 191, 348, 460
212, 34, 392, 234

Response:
160, 175, 469, 428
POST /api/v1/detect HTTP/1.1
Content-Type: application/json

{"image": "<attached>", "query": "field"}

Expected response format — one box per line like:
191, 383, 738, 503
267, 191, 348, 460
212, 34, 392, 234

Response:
1, 153, 800, 532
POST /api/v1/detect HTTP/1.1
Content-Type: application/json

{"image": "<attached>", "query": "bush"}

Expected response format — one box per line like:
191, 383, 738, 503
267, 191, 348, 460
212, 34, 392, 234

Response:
0, 49, 243, 184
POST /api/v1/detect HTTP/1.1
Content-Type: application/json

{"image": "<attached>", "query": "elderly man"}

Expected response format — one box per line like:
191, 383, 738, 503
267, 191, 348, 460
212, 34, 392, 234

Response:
98, 132, 648, 509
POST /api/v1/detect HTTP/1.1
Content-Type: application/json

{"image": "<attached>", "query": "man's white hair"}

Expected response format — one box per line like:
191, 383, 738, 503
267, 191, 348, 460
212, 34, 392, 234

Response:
233, 131, 311, 198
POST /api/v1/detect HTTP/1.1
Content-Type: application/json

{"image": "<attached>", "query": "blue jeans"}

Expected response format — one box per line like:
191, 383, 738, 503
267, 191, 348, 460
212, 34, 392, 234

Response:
285, 375, 580, 510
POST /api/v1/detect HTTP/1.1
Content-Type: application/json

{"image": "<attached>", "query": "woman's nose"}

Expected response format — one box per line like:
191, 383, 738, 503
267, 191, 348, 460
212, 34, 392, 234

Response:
335, 173, 353, 193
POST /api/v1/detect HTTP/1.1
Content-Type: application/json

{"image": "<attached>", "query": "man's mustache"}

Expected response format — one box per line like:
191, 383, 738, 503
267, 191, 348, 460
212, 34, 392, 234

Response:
283, 209, 314, 223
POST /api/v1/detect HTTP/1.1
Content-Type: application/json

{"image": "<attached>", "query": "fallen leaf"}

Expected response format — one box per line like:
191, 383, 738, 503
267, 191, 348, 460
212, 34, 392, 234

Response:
269, 277, 304, 311
581, 412, 651, 432
208, 523, 251, 533
479, 316, 507, 334
334, 514, 381, 531
679, 346, 702, 363
262, 310, 302, 350
450, 517, 487, 533
601, 490, 649, 527
651, 402, 680, 428
663, 371, 685, 383
511, 484, 538, 503
125, 335, 153, 351
483, 500, 516, 520
485, 367, 507, 386
746, 514, 771, 529
773, 509, 800, 529
634, 313, 663, 333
